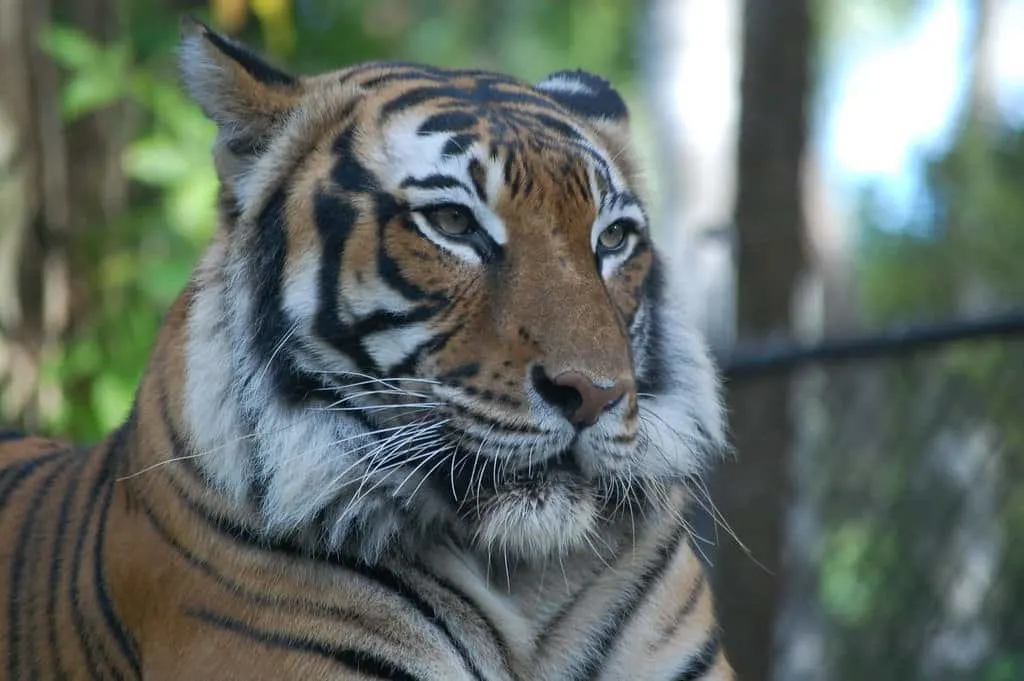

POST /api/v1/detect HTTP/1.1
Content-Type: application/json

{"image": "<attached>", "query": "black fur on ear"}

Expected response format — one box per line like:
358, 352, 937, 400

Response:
178, 16, 304, 192
535, 69, 629, 123
536, 69, 637, 180
178, 16, 301, 135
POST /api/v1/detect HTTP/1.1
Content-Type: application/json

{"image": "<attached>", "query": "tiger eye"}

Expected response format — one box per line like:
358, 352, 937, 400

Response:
428, 206, 473, 236
598, 221, 628, 251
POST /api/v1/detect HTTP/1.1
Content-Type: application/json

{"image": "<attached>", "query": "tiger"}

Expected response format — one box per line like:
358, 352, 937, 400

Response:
0, 16, 734, 681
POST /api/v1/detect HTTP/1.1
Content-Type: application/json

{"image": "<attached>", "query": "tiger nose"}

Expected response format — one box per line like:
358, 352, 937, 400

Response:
532, 367, 634, 427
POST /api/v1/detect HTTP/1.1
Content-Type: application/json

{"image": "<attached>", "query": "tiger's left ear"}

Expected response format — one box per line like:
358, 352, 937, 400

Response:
178, 17, 304, 193
536, 70, 636, 175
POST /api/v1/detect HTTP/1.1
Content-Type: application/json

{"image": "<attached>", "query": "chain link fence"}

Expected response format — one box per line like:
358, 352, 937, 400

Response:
713, 311, 1024, 681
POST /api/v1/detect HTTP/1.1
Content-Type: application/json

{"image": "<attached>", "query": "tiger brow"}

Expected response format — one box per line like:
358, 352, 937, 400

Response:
400, 174, 472, 194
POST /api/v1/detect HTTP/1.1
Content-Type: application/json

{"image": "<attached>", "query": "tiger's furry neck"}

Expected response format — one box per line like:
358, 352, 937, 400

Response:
177, 231, 451, 562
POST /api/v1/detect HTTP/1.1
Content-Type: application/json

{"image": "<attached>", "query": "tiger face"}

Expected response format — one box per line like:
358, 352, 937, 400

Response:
179, 20, 724, 562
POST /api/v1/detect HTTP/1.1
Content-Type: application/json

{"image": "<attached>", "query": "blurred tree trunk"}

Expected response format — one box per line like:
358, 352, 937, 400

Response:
639, 0, 742, 572
640, 0, 740, 354
0, 0, 126, 430
711, 1, 811, 680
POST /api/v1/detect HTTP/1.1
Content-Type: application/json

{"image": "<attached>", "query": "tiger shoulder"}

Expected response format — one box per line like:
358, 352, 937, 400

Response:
0, 16, 735, 681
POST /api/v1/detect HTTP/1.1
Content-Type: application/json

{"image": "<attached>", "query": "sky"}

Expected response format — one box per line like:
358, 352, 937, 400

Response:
820, 0, 1024, 229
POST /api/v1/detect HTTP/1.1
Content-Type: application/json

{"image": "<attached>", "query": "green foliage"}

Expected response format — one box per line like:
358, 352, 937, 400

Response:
36, 19, 218, 440
858, 123, 1024, 326
820, 520, 891, 624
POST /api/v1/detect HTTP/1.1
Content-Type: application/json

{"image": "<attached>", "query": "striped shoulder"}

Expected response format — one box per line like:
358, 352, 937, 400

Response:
0, 431, 75, 464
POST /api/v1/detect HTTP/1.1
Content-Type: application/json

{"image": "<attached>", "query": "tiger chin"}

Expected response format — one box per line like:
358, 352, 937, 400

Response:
0, 16, 735, 681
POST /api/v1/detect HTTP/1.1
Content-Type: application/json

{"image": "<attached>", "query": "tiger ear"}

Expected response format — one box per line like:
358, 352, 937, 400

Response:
536, 70, 634, 171
178, 16, 303, 190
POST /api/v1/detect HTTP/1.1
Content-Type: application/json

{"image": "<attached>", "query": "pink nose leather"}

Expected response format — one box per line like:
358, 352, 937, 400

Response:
553, 371, 633, 427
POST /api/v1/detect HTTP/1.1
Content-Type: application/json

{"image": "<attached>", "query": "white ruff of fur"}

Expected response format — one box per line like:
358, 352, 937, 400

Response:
183, 241, 454, 562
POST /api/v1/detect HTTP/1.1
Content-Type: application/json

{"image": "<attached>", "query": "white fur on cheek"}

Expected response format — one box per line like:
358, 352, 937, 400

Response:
183, 238, 252, 502
364, 322, 436, 373
635, 257, 726, 479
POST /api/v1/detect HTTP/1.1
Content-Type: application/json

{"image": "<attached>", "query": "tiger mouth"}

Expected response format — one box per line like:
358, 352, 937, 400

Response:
446, 448, 586, 501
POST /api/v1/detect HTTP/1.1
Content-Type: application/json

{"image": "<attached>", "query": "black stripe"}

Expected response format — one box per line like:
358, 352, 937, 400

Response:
401, 174, 469, 192
377, 218, 442, 302
569, 169, 590, 204
225, 134, 269, 157
248, 188, 304, 396
201, 29, 296, 88
332, 127, 379, 193
438, 362, 480, 381
381, 86, 463, 120
343, 563, 489, 681
467, 158, 488, 203
565, 521, 690, 681
503, 156, 521, 197
47, 451, 89, 680
155, 375, 204, 483
656, 571, 706, 646
546, 86, 628, 122
360, 66, 446, 90
636, 252, 667, 396
69, 431, 133, 680
442, 133, 478, 157
475, 84, 567, 111
242, 187, 366, 413
0, 450, 66, 508
138, 499, 405, 645
312, 189, 380, 374
672, 634, 721, 681
531, 113, 583, 142
418, 111, 477, 136
187, 608, 427, 681
93, 423, 143, 675
412, 564, 513, 675
6, 453, 71, 679
158, 466, 488, 681
444, 401, 543, 435
385, 322, 461, 378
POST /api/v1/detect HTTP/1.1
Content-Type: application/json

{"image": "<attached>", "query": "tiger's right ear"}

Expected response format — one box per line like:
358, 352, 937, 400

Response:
178, 16, 302, 158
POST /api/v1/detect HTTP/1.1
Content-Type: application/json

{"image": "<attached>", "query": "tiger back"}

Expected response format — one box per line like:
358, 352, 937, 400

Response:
0, 17, 734, 680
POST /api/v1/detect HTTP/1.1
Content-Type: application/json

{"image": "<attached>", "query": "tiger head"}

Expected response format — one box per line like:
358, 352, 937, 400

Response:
177, 19, 725, 563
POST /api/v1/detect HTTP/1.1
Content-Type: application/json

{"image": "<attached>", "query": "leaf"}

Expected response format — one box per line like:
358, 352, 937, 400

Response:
91, 373, 135, 433
138, 257, 196, 305
124, 136, 193, 186
169, 177, 218, 243
62, 73, 125, 120
39, 25, 102, 69
56, 42, 132, 121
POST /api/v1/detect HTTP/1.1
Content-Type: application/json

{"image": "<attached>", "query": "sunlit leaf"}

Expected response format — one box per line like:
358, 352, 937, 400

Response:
124, 137, 193, 185
819, 522, 877, 625
139, 257, 196, 305
169, 178, 219, 244
39, 25, 103, 68
91, 373, 135, 433
56, 42, 132, 120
